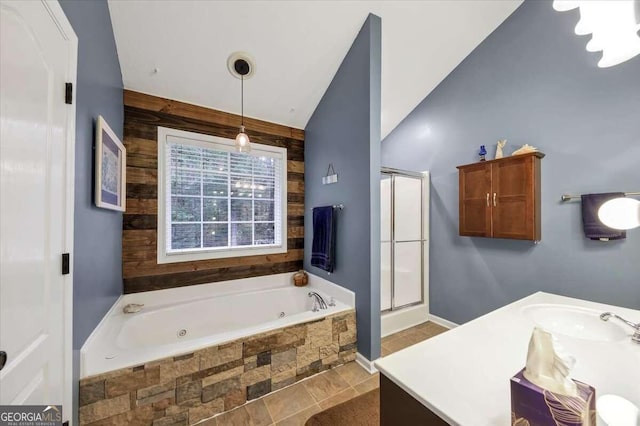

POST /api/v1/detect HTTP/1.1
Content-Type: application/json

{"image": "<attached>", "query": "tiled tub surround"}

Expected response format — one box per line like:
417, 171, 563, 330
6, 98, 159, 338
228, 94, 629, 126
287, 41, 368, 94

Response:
79, 309, 356, 425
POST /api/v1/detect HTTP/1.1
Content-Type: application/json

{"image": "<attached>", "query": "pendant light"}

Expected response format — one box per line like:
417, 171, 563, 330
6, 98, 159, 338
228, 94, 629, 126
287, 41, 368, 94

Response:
233, 58, 252, 153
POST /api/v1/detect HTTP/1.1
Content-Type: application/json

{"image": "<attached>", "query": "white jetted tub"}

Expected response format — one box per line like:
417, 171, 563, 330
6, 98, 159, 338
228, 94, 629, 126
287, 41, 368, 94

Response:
81, 273, 354, 378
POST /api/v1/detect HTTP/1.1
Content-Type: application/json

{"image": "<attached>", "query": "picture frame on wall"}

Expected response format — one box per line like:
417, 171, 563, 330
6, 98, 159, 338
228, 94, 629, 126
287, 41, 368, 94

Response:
95, 115, 126, 211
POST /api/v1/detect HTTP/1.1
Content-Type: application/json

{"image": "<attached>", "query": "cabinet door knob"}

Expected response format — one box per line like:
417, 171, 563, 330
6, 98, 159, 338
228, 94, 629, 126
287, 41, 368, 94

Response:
486, 193, 490, 206
493, 193, 497, 207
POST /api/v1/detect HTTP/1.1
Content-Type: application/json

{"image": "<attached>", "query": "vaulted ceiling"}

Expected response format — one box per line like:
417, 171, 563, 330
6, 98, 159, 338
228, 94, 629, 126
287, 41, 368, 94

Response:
108, 1, 522, 138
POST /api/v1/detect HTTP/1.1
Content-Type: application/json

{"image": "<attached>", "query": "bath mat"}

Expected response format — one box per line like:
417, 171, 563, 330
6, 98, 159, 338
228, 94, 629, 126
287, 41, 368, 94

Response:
305, 388, 380, 426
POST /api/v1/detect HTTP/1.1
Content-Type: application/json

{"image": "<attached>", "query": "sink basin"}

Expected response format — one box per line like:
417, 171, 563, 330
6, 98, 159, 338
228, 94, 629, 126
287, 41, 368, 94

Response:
521, 304, 629, 342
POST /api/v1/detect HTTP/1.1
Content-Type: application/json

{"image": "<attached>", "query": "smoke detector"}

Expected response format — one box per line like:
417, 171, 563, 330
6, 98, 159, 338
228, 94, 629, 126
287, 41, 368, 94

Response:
227, 52, 255, 79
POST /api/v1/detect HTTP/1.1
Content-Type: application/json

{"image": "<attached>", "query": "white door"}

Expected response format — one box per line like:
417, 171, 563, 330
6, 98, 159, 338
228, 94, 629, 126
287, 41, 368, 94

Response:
0, 0, 76, 419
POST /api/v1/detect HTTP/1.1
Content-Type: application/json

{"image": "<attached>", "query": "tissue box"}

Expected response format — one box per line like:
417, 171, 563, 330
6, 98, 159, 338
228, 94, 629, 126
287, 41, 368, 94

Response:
510, 368, 596, 426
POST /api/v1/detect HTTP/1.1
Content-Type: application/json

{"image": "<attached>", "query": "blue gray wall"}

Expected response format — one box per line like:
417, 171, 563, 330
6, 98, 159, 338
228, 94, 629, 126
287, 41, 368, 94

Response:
60, 0, 123, 350
382, 0, 640, 325
305, 14, 382, 361
59, 0, 123, 422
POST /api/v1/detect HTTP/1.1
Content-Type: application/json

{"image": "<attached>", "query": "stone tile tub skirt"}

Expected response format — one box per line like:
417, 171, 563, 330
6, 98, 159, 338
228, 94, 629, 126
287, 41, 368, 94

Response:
78, 309, 357, 425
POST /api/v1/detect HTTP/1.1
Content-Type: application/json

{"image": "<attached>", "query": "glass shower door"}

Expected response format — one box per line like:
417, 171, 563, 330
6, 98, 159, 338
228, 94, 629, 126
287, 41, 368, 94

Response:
393, 175, 423, 308
381, 175, 392, 312
380, 171, 424, 312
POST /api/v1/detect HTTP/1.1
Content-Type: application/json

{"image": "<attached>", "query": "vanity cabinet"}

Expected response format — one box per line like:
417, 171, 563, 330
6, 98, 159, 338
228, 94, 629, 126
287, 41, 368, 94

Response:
457, 152, 544, 241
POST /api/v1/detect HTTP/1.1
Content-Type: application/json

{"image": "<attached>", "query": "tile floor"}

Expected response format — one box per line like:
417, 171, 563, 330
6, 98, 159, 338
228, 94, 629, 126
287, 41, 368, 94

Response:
201, 321, 448, 426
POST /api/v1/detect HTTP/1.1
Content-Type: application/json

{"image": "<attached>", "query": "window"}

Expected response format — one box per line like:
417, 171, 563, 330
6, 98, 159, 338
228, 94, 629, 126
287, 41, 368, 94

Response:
157, 127, 287, 263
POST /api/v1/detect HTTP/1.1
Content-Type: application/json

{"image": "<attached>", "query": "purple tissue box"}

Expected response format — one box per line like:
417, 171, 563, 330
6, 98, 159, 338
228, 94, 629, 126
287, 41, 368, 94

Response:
510, 368, 596, 426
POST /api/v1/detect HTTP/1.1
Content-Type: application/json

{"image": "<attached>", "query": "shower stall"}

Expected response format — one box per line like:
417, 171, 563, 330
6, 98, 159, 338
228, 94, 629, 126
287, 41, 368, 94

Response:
380, 168, 429, 336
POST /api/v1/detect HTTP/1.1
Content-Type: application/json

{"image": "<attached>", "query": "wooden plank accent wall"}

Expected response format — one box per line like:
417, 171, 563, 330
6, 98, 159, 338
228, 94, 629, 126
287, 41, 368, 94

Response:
122, 90, 304, 294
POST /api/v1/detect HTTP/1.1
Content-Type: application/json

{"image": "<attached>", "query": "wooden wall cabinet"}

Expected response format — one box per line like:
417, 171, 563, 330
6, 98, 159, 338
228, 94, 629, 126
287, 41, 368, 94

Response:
457, 152, 544, 241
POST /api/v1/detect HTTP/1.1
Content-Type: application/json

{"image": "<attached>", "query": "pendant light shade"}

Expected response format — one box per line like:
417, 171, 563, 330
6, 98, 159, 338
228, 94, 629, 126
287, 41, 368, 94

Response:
235, 125, 251, 153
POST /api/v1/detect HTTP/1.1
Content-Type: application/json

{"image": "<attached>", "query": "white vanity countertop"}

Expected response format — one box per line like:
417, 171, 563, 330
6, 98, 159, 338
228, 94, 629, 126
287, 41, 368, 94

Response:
374, 292, 640, 426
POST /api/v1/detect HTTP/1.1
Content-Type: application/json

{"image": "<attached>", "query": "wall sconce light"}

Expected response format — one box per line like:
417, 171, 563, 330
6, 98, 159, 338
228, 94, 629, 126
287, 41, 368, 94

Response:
598, 197, 640, 230
553, 0, 640, 67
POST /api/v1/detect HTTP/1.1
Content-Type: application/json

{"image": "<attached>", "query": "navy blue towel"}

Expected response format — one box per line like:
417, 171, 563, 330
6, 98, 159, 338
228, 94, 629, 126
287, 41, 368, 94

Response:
311, 206, 336, 273
581, 193, 626, 241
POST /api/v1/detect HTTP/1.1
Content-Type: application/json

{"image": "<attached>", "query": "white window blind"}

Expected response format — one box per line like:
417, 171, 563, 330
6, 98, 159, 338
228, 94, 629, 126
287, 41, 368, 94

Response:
161, 133, 285, 259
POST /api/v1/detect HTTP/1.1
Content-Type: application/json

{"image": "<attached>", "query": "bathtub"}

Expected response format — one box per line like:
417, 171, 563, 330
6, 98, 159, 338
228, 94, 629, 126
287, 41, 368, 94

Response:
81, 273, 354, 378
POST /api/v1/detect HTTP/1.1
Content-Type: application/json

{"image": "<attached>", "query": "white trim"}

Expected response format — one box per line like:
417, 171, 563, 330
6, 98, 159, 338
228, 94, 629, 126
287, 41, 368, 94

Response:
156, 126, 288, 264
356, 352, 378, 374
45, 0, 77, 423
428, 313, 459, 329
421, 170, 430, 315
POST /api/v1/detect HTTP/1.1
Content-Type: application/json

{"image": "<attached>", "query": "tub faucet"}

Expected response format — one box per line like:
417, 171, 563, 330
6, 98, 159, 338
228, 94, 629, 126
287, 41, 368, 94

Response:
308, 292, 328, 312
600, 312, 640, 344
123, 303, 144, 314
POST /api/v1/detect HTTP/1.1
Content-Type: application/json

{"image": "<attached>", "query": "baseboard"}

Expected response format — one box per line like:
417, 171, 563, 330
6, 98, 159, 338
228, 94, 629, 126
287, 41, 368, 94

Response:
355, 352, 378, 374
428, 313, 459, 329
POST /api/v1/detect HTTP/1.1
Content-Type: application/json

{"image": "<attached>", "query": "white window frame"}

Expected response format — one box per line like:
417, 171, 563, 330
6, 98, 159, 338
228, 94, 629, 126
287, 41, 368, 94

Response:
157, 126, 288, 264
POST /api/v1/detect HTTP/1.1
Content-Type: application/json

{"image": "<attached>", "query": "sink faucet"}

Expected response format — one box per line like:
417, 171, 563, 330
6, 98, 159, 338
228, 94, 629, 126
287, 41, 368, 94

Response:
600, 312, 640, 344
123, 303, 144, 314
308, 292, 328, 312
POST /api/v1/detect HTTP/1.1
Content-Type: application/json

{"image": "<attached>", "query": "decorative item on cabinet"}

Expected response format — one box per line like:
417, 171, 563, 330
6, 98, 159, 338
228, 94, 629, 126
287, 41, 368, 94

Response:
512, 144, 539, 156
457, 152, 545, 241
479, 145, 487, 162
495, 139, 507, 159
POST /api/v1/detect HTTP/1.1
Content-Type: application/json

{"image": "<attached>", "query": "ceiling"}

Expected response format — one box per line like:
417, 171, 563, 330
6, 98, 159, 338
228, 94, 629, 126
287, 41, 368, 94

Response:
108, 1, 522, 138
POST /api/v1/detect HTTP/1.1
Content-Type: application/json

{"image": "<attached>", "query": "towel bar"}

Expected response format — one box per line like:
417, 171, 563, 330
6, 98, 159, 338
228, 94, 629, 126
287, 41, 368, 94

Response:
561, 192, 640, 202
310, 204, 344, 210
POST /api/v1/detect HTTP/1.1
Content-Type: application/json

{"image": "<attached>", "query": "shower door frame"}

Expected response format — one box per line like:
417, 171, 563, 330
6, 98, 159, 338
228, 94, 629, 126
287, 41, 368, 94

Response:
381, 167, 428, 313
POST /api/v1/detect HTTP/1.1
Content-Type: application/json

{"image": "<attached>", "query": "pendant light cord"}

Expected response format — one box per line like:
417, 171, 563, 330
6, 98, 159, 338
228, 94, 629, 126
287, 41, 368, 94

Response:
241, 74, 244, 127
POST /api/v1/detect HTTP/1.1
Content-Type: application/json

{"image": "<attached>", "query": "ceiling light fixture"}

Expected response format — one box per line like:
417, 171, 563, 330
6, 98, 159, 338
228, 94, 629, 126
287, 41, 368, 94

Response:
227, 52, 255, 153
553, 0, 640, 68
